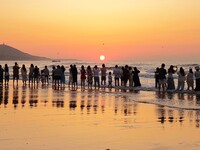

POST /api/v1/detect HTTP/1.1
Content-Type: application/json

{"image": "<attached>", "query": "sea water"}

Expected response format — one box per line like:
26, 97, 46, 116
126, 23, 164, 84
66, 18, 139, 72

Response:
0, 60, 200, 109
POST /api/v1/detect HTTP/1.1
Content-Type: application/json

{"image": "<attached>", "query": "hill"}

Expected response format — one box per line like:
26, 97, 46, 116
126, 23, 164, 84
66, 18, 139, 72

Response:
0, 44, 50, 60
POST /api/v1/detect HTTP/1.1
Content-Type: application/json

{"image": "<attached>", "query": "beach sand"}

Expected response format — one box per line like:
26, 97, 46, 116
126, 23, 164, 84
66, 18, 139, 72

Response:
0, 82, 200, 150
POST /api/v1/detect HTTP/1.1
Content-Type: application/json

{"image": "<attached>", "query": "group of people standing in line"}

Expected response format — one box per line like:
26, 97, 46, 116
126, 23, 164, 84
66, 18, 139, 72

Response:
0, 62, 141, 89
1, 62, 200, 92
155, 63, 200, 92
70, 64, 141, 89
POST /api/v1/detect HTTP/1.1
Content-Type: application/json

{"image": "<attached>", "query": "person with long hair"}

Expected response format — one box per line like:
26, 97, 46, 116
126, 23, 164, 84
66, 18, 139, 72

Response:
87, 66, 93, 89
187, 68, 194, 90
80, 65, 86, 88
4, 64, 9, 85
167, 65, 176, 90
21, 64, 27, 85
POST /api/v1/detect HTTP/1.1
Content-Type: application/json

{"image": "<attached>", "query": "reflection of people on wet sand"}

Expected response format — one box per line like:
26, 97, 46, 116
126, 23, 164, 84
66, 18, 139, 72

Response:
13, 85, 19, 108
21, 86, 27, 107
4, 86, 9, 107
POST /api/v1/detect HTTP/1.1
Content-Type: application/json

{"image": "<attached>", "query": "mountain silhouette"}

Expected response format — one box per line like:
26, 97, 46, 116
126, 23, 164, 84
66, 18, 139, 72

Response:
0, 44, 50, 60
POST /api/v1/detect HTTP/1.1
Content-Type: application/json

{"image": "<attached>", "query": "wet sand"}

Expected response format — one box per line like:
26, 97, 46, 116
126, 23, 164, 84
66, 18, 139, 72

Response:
0, 83, 200, 150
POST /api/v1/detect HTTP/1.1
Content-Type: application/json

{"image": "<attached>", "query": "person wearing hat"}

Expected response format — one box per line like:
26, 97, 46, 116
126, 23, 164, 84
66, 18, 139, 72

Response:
195, 66, 200, 91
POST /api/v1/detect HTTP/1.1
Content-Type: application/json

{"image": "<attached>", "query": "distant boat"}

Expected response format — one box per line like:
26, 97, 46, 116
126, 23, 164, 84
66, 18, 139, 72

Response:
52, 59, 61, 62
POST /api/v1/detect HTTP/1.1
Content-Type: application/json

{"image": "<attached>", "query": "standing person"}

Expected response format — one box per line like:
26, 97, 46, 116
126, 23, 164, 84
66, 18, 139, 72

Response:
87, 66, 93, 89
129, 67, 133, 87
133, 67, 141, 87
108, 72, 112, 88
155, 67, 160, 88
187, 68, 194, 90
4, 64, 9, 85
93, 65, 100, 89
101, 64, 107, 85
177, 67, 186, 91
80, 65, 86, 88
113, 65, 120, 86
13, 62, 20, 85
167, 65, 176, 90
54, 65, 62, 87
120, 67, 125, 86
44, 66, 49, 84
60, 65, 66, 87
68, 65, 73, 88
52, 66, 56, 85
72, 65, 78, 88
0, 65, 4, 85
124, 65, 129, 87
158, 63, 167, 91
21, 64, 27, 85
194, 66, 200, 91
40, 69, 45, 85
33, 66, 40, 84
29, 64, 34, 85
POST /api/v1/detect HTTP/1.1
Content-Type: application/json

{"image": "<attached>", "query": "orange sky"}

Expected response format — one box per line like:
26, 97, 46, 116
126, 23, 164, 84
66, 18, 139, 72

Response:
0, 0, 200, 61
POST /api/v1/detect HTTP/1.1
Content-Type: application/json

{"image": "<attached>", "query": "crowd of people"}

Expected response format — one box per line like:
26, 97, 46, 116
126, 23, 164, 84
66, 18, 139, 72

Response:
155, 63, 200, 92
0, 62, 200, 92
0, 62, 141, 89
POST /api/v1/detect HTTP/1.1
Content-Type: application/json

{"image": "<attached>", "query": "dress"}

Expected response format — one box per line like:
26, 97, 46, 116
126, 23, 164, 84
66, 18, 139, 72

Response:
167, 72, 175, 90
133, 70, 141, 87
21, 68, 27, 82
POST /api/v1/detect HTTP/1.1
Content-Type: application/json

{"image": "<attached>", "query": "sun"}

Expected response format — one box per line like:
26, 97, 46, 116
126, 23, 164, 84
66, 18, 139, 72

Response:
100, 55, 105, 61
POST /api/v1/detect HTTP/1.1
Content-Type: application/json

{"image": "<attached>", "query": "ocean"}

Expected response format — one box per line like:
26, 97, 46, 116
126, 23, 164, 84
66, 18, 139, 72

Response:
1, 60, 199, 88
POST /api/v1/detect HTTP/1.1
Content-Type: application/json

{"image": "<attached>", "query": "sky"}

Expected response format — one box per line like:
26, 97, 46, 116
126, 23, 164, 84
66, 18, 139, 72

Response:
0, 0, 200, 61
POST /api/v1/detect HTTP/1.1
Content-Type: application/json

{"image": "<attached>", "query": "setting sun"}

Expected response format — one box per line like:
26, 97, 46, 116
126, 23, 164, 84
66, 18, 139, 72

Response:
100, 55, 105, 61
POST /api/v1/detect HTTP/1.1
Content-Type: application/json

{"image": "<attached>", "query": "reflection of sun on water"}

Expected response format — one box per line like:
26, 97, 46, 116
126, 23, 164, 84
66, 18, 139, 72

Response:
100, 55, 105, 61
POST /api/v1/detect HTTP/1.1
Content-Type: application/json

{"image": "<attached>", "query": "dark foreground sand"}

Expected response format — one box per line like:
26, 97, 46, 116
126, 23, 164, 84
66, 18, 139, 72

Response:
0, 82, 200, 150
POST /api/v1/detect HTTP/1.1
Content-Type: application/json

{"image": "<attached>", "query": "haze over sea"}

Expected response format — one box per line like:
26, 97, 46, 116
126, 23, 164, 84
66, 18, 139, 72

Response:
0, 60, 200, 150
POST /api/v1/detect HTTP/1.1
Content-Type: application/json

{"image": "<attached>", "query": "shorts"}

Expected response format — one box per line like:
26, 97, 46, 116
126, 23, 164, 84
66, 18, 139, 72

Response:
159, 79, 166, 84
13, 75, 19, 80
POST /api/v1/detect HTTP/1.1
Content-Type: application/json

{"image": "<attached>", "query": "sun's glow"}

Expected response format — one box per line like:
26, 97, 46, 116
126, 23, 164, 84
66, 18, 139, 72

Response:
100, 55, 105, 61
